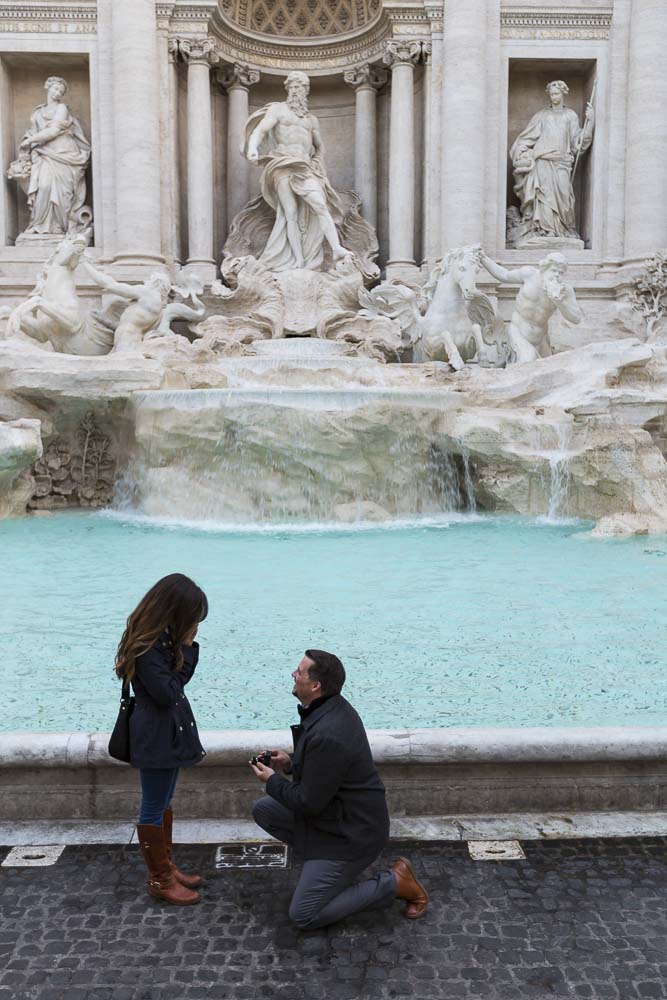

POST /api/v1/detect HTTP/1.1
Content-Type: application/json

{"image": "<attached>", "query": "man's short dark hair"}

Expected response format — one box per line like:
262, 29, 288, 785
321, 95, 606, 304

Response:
304, 649, 346, 696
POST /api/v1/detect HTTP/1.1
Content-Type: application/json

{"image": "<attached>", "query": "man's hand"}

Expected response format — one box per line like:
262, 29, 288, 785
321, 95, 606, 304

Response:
246, 148, 259, 164
250, 761, 274, 784
269, 749, 291, 773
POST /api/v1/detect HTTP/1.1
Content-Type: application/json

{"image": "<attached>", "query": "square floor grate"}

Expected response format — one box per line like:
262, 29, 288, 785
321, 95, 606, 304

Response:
215, 842, 289, 869
468, 840, 526, 861
2, 845, 65, 867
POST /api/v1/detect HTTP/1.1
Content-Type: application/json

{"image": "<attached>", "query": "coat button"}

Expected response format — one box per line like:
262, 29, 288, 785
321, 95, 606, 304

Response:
179, 726, 183, 731
190, 722, 194, 727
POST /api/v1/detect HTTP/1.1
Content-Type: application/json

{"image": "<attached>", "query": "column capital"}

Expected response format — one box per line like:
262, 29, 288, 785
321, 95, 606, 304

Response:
167, 38, 180, 64
383, 39, 423, 69
218, 62, 261, 91
343, 64, 388, 92
422, 40, 433, 62
176, 36, 221, 67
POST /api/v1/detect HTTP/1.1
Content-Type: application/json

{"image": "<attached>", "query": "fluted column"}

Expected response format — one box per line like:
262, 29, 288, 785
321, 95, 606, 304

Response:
383, 40, 421, 279
109, 0, 164, 268
221, 63, 260, 227
441, 0, 488, 249
624, 0, 667, 261
179, 37, 219, 282
343, 64, 387, 230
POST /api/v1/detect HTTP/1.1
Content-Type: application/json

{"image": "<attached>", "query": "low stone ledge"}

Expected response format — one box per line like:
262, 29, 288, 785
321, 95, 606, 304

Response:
2, 726, 667, 769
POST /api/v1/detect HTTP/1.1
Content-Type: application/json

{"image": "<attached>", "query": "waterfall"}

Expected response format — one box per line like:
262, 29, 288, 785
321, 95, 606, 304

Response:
545, 423, 572, 521
115, 387, 477, 524
460, 448, 477, 513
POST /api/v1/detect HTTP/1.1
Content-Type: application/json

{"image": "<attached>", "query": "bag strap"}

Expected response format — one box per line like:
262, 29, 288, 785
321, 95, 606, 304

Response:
120, 675, 131, 701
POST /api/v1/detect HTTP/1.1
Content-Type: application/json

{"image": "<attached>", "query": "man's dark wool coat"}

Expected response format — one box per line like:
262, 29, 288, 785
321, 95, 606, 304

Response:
266, 694, 390, 862
129, 633, 206, 769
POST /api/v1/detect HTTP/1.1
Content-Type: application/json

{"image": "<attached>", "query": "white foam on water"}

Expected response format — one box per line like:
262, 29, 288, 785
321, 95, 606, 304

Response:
98, 507, 486, 536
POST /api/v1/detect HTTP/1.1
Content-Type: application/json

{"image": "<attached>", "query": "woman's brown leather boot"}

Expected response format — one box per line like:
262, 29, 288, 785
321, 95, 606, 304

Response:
162, 807, 202, 888
137, 823, 200, 905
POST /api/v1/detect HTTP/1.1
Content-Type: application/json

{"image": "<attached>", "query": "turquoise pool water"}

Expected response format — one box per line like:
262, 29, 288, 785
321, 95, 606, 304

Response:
3, 511, 667, 732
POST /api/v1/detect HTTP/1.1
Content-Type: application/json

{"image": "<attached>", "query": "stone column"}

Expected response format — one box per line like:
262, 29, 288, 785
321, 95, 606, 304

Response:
383, 40, 422, 279
441, 0, 488, 249
109, 0, 164, 268
624, 0, 667, 261
179, 37, 220, 282
421, 24, 443, 267
343, 64, 387, 231
221, 64, 260, 227
165, 38, 181, 264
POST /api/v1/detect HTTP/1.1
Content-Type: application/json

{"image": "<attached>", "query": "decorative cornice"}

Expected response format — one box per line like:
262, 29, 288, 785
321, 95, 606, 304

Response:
218, 61, 260, 89
500, 9, 612, 40
0, 3, 96, 33
383, 38, 422, 68
343, 63, 387, 91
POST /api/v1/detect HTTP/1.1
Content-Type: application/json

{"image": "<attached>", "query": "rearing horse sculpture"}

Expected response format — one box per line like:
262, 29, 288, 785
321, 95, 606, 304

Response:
359, 245, 508, 369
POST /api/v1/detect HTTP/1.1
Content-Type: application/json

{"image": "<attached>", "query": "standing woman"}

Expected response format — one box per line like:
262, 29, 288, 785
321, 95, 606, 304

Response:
115, 573, 208, 905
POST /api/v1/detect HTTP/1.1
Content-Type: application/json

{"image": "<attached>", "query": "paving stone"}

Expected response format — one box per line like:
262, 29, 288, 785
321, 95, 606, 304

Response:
2, 839, 667, 998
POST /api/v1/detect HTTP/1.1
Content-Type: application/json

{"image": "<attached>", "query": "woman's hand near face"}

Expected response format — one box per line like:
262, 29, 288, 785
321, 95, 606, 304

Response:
183, 624, 198, 646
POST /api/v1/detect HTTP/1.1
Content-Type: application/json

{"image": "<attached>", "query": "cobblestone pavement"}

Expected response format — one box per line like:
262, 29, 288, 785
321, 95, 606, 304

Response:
2, 838, 667, 1000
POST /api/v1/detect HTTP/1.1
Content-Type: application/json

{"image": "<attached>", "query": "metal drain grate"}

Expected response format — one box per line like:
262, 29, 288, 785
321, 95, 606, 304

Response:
468, 840, 526, 861
215, 843, 289, 869
2, 845, 65, 867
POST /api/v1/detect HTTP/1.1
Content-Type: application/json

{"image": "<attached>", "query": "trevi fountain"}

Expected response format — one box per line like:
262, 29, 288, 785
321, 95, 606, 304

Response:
3, 0, 667, 764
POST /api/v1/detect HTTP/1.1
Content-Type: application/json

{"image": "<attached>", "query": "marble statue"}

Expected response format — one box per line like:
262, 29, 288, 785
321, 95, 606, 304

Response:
0, 234, 205, 356
359, 245, 508, 369
0, 234, 116, 355
509, 80, 594, 248
210, 69, 382, 349
79, 267, 206, 355
480, 251, 583, 364
8, 76, 92, 241
244, 70, 352, 271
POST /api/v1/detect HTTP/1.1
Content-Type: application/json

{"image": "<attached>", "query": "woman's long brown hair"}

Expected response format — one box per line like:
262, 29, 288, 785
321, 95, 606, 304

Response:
115, 573, 209, 682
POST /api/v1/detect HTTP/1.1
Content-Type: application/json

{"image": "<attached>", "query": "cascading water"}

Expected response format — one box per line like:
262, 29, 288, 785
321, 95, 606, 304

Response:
114, 384, 478, 524
544, 423, 573, 521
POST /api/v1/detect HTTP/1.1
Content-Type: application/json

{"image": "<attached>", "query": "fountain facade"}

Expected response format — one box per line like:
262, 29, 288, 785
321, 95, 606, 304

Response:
0, 1, 666, 535
4, 2, 667, 822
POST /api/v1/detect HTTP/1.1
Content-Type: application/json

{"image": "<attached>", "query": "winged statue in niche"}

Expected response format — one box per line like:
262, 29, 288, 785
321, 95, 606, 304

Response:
359, 245, 509, 369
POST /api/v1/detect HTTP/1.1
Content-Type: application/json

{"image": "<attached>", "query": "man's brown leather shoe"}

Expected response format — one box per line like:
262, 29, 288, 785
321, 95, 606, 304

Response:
392, 856, 428, 919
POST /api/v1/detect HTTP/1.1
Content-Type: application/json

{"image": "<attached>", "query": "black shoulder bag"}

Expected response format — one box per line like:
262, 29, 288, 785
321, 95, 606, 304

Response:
108, 679, 135, 763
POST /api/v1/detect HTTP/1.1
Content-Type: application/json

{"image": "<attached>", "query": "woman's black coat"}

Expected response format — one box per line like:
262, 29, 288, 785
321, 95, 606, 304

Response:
129, 633, 206, 770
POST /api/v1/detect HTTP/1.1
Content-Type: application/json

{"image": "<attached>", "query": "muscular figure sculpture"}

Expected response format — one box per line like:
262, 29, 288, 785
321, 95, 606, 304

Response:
244, 70, 352, 271
480, 252, 583, 364
76, 266, 173, 354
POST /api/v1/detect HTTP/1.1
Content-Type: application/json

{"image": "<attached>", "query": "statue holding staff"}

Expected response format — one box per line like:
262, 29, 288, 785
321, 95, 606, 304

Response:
509, 80, 594, 246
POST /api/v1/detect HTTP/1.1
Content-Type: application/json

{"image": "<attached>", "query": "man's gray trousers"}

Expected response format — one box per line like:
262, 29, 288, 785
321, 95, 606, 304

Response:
252, 795, 396, 930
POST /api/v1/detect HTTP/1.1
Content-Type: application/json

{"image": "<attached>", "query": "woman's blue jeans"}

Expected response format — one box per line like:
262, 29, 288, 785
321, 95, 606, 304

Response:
138, 767, 180, 825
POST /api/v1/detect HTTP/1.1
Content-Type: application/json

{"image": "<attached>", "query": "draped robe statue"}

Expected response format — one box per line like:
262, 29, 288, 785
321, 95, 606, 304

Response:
8, 76, 91, 239
510, 80, 594, 246
243, 71, 353, 272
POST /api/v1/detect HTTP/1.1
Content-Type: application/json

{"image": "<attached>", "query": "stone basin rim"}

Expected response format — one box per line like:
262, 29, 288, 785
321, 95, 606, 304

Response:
1, 726, 666, 769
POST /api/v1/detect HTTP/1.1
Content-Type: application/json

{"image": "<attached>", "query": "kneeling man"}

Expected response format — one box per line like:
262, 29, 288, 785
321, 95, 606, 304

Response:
250, 649, 428, 930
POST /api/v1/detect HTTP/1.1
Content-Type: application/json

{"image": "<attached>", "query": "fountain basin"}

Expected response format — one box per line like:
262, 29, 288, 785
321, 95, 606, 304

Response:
3, 511, 667, 733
